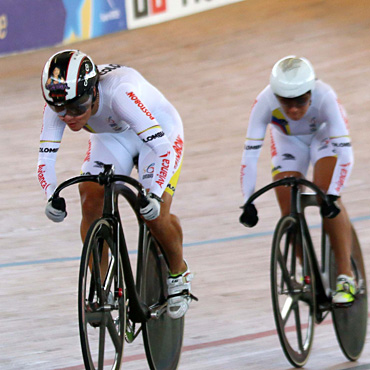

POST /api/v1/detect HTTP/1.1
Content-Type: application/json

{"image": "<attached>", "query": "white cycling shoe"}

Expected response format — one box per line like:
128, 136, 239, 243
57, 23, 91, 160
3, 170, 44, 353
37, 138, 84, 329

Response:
332, 274, 356, 304
167, 261, 194, 319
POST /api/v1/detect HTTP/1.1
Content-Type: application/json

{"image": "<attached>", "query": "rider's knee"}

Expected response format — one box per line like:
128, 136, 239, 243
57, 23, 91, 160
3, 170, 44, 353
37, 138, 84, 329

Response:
79, 183, 104, 216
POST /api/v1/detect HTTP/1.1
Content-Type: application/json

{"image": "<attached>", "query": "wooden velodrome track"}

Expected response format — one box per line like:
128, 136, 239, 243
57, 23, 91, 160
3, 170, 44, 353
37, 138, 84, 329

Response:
1, 0, 369, 369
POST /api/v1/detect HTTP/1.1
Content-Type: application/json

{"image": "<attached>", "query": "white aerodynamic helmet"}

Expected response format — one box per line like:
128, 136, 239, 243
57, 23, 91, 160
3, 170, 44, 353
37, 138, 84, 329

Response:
270, 56, 316, 98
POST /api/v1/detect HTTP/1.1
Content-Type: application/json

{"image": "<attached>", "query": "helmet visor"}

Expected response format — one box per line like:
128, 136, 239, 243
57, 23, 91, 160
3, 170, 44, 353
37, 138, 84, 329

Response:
276, 92, 311, 108
49, 94, 93, 117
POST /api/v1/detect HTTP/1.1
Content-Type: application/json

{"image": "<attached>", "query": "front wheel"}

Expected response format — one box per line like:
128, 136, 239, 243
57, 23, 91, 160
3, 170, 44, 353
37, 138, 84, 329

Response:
78, 218, 126, 370
141, 234, 184, 370
330, 225, 368, 361
271, 216, 316, 368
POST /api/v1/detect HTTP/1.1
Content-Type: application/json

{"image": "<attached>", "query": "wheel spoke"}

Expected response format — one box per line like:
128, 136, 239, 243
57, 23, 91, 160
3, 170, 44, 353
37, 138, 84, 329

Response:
277, 248, 294, 292
98, 315, 107, 370
92, 246, 104, 302
294, 303, 304, 353
106, 312, 123, 351
281, 296, 294, 325
103, 255, 116, 293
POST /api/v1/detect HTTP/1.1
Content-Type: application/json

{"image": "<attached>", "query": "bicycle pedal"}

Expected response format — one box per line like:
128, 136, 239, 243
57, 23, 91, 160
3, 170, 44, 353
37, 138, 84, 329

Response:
332, 301, 354, 309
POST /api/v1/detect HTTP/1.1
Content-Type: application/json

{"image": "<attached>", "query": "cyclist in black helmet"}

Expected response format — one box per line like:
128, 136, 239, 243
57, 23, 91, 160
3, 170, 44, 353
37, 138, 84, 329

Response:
38, 49, 195, 319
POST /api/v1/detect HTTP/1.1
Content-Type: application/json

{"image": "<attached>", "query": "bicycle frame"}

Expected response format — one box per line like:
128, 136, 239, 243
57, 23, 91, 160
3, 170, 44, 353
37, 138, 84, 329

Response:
296, 192, 333, 321
246, 177, 336, 319
247, 176, 368, 366
51, 165, 151, 324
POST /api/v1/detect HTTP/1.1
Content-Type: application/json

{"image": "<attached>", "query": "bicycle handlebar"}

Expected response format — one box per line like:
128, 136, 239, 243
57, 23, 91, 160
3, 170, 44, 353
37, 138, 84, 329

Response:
245, 176, 331, 208
50, 164, 148, 206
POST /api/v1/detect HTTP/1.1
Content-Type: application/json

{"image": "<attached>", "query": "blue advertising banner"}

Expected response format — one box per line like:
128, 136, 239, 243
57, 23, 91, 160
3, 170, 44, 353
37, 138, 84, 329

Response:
62, 0, 127, 43
91, 0, 127, 38
0, 0, 127, 56
0, 0, 66, 56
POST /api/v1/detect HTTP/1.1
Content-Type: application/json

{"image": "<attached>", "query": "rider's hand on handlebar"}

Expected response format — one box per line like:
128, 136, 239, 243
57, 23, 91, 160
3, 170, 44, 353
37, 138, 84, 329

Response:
239, 203, 259, 228
45, 197, 67, 223
320, 194, 341, 219
140, 193, 162, 221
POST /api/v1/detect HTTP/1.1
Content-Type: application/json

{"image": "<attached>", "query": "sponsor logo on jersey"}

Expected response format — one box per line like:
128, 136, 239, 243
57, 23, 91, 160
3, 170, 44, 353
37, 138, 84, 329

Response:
244, 144, 262, 150
167, 183, 175, 191
107, 116, 124, 132
173, 135, 184, 169
39, 147, 59, 153
335, 162, 351, 193
38, 164, 50, 192
99, 64, 122, 76
93, 161, 106, 168
318, 138, 330, 151
332, 142, 352, 147
270, 130, 277, 157
143, 131, 165, 142
126, 91, 155, 120
84, 140, 91, 163
272, 165, 282, 173
240, 164, 246, 187
282, 153, 295, 160
156, 151, 171, 188
143, 163, 155, 179
310, 117, 317, 132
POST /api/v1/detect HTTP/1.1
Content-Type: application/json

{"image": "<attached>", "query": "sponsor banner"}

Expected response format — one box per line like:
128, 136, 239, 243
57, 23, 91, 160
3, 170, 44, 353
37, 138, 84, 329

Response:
125, 0, 244, 29
0, 0, 65, 56
62, 0, 127, 44
0, 0, 128, 56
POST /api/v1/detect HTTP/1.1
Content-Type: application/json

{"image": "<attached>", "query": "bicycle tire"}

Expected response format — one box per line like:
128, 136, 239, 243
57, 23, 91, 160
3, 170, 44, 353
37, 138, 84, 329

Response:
78, 218, 126, 370
330, 225, 368, 361
141, 234, 184, 370
271, 216, 316, 368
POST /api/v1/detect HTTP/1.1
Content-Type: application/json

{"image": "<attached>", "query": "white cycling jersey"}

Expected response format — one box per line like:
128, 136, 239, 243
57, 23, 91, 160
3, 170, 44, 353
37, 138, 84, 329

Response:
241, 80, 353, 202
38, 64, 184, 199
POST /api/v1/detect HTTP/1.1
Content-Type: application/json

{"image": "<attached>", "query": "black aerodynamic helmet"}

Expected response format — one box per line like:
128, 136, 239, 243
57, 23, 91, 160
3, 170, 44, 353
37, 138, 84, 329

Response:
41, 49, 99, 107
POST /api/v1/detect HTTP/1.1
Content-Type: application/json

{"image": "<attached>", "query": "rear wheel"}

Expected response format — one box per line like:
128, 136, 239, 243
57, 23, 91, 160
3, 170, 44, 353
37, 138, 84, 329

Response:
271, 216, 316, 368
330, 225, 368, 361
141, 234, 184, 370
78, 218, 126, 370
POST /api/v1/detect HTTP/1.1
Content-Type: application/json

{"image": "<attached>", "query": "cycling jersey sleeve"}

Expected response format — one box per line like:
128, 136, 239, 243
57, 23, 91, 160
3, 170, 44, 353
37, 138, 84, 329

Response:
320, 92, 354, 196
241, 96, 270, 202
37, 106, 65, 199
112, 84, 175, 198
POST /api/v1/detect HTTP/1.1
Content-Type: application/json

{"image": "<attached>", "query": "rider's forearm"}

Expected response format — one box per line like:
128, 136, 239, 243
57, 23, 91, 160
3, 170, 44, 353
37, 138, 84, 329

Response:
241, 139, 262, 202
327, 136, 354, 196
37, 158, 58, 199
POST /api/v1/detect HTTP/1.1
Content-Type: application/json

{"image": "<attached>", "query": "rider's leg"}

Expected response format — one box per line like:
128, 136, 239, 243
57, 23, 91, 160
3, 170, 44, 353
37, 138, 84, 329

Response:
145, 190, 193, 319
313, 157, 353, 277
273, 171, 305, 262
273, 170, 304, 216
145, 191, 186, 275
79, 182, 104, 241
79, 182, 107, 276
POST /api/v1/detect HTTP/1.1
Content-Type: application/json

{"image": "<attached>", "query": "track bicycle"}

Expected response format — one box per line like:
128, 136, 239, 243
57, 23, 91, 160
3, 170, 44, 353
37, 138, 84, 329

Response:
50, 164, 185, 370
245, 177, 368, 367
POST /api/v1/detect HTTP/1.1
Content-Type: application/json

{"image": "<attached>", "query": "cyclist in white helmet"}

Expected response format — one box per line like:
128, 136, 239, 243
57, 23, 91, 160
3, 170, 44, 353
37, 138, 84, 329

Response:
38, 49, 195, 319
239, 55, 356, 304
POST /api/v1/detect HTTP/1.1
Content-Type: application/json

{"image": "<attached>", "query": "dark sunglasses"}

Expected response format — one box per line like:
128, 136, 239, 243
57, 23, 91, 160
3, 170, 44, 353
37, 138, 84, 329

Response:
276, 93, 311, 108
49, 94, 93, 117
